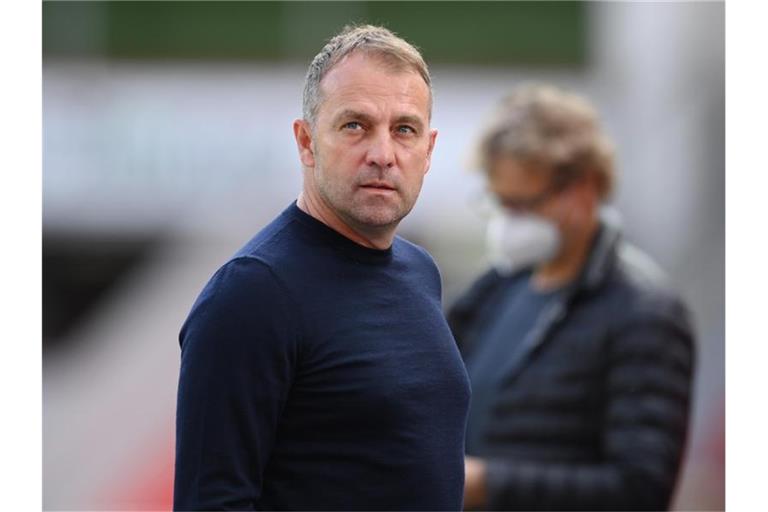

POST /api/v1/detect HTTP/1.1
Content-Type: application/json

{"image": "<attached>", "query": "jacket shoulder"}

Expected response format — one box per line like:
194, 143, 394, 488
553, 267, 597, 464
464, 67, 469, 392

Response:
608, 242, 693, 334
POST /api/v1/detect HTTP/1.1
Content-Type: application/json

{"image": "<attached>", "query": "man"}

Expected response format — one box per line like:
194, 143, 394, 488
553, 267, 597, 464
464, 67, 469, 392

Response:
173, 25, 471, 511
448, 85, 695, 511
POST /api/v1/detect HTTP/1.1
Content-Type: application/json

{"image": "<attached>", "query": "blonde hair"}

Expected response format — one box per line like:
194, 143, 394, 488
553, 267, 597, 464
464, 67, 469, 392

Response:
474, 84, 616, 199
302, 24, 432, 126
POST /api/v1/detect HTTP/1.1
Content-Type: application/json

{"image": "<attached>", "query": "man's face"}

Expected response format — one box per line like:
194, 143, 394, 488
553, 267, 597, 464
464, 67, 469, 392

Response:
297, 52, 436, 231
487, 156, 596, 235
489, 157, 562, 213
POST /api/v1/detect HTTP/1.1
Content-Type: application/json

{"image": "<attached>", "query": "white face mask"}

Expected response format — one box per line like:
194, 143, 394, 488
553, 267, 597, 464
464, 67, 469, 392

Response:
486, 209, 561, 276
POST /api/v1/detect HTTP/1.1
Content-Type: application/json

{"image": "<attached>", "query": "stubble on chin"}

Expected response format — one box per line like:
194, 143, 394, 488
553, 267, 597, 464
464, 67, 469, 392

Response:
313, 164, 419, 231
344, 191, 406, 228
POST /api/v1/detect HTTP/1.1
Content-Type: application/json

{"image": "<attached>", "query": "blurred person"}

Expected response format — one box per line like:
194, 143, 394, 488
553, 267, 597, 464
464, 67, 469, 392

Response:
173, 25, 471, 510
448, 85, 695, 511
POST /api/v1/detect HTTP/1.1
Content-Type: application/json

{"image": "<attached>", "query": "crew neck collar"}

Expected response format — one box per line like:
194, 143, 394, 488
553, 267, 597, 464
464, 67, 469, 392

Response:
286, 201, 395, 265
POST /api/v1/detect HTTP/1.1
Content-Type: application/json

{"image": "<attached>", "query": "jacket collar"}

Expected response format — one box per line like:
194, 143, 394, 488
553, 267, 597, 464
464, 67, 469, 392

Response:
575, 206, 623, 295
493, 208, 623, 387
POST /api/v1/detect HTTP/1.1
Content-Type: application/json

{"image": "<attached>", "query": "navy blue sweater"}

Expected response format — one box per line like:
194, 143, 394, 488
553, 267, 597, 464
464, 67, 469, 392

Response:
174, 202, 471, 511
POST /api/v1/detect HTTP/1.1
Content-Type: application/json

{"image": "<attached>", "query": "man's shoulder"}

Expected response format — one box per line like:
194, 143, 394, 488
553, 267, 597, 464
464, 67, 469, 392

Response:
187, 206, 306, 318
229, 204, 327, 279
392, 236, 444, 296
191, 256, 292, 318
604, 241, 692, 332
179, 254, 300, 350
611, 242, 676, 302
394, 235, 438, 270
234, 207, 303, 264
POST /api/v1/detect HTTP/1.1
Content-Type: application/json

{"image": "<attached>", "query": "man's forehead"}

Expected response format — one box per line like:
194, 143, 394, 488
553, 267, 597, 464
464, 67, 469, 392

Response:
317, 53, 431, 116
322, 51, 425, 85
490, 158, 553, 186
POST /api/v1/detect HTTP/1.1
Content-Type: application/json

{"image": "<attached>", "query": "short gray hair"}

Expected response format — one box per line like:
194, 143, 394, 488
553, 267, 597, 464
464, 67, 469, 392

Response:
302, 24, 432, 127
474, 84, 616, 200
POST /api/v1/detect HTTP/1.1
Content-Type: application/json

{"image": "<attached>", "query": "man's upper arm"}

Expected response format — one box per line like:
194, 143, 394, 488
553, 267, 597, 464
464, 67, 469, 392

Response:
483, 305, 695, 511
601, 309, 695, 505
173, 257, 299, 511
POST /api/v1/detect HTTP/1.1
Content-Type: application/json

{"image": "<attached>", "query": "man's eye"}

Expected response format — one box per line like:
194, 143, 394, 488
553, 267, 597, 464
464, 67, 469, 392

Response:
342, 121, 363, 130
396, 125, 416, 135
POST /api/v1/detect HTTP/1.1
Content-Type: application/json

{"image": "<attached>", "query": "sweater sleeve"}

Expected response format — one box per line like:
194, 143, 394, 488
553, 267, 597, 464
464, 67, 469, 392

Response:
483, 313, 695, 511
173, 257, 299, 511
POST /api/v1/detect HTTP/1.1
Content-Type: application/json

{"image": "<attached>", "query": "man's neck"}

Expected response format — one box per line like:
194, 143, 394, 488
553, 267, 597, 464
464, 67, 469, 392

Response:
531, 218, 599, 292
296, 192, 396, 250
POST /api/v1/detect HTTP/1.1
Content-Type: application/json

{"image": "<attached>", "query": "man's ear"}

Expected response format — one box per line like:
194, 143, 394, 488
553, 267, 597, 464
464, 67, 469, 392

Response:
576, 170, 602, 209
293, 119, 316, 168
563, 171, 600, 224
423, 128, 438, 175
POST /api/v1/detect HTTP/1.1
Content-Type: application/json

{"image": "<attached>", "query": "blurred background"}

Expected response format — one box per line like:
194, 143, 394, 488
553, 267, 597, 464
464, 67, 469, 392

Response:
42, 1, 724, 510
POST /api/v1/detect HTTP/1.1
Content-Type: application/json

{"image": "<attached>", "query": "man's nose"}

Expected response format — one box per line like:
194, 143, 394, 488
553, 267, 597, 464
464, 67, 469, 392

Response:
365, 130, 396, 169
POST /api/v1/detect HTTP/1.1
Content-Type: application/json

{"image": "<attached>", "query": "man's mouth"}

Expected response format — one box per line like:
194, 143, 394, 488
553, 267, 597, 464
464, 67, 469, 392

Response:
360, 181, 397, 191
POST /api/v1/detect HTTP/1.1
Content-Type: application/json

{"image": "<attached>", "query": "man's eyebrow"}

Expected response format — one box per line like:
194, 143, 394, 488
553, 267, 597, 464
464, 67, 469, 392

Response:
333, 109, 374, 125
332, 110, 426, 130
394, 115, 425, 130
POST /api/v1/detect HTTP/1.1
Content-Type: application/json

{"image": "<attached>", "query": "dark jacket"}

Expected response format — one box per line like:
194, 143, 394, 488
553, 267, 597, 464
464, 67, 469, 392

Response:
448, 217, 695, 511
